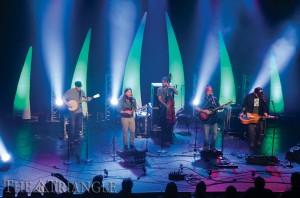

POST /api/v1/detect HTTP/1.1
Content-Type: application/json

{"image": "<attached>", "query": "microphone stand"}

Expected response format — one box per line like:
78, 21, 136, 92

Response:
82, 112, 93, 163
270, 100, 278, 156
110, 106, 118, 161
63, 138, 73, 165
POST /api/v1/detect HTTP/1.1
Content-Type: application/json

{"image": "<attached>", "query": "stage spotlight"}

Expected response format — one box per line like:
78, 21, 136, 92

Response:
55, 98, 63, 106
0, 137, 12, 171
1, 153, 11, 162
110, 98, 118, 106
193, 99, 199, 106
0, 152, 11, 172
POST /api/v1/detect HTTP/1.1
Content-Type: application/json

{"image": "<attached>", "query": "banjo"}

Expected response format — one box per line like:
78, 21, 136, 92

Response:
67, 94, 100, 111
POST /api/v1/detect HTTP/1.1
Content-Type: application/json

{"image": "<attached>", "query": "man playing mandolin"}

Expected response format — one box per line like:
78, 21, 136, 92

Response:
242, 87, 268, 152
194, 85, 226, 152
63, 81, 91, 141
117, 87, 137, 150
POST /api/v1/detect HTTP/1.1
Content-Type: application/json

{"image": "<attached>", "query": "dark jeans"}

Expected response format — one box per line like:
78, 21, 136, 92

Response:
248, 120, 265, 147
69, 112, 82, 141
202, 122, 218, 150
159, 107, 174, 136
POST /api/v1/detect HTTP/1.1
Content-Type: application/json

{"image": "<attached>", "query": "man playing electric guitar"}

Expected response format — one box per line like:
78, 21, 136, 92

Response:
194, 85, 226, 152
63, 81, 91, 142
242, 87, 268, 152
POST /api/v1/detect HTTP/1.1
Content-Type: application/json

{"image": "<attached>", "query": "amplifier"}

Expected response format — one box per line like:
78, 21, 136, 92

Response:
117, 149, 147, 166
246, 155, 279, 166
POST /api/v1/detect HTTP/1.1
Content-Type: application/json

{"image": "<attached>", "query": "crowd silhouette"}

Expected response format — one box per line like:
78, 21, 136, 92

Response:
2, 172, 300, 198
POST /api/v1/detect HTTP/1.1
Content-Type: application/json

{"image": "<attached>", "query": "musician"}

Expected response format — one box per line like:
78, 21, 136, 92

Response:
117, 87, 137, 150
242, 87, 268, 151
194, 85, 225, 152
157, 76, 178, 137
63, 81, 91, 142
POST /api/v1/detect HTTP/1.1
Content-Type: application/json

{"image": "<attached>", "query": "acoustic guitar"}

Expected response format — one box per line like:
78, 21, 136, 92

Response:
197, 100, 234, 122
239, 112, 277, 124
67, 94, 100, 111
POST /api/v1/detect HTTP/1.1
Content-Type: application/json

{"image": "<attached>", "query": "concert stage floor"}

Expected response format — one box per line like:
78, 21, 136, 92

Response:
1, 117, 300, 196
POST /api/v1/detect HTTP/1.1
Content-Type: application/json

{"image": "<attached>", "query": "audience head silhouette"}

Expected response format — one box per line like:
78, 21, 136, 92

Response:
291, 172, 300, 189
3, 186, 15, 198
165, 182, 178, 198
254, 176, 265, 190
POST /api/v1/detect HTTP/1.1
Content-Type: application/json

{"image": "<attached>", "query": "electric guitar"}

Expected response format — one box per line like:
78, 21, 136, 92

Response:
239, 112, 277, 124
67, 94, 100, 111
197, 100, 234, 122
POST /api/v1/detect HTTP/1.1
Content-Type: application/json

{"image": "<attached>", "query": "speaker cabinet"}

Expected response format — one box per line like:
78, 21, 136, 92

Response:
151, 83, 162, 108
225, 105, 245, 133
150, 83, 162, 131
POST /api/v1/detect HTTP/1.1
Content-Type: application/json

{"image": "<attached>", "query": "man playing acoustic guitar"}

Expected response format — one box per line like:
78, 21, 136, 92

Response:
194, 85, 226, 152
242, 87, 268, 152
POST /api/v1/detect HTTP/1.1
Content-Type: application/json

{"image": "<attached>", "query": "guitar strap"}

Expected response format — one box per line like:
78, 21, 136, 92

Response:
79, 90, 82, 109
200, 96, 212, 109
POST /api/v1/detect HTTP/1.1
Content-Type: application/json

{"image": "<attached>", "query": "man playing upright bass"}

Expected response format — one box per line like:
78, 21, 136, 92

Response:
157, 75, 178, 140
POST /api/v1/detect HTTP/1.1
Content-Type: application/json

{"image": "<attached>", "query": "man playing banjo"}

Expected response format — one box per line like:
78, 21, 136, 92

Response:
63, 81, 91, 142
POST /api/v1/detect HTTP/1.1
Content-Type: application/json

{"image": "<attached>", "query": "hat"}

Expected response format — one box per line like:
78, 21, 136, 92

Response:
254, 87, 263, 94
75, 81, 82, 87
124, 87, 132, 93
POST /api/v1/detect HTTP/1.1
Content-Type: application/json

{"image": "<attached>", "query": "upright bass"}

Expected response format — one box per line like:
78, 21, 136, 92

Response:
166, 74, 176, 125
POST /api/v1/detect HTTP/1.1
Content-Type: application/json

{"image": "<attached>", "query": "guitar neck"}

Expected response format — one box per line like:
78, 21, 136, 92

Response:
212, 106, 223, 112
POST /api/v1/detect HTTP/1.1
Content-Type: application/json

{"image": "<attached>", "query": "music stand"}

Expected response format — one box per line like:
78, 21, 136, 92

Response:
82, 112, 93, 163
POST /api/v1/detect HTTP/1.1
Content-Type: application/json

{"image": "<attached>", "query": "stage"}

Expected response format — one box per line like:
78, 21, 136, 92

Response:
1, 115, 299, 196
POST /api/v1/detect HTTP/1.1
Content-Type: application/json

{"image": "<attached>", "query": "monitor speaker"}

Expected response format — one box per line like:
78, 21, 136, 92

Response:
150, 83, 162, 131
150, 83, 162, 108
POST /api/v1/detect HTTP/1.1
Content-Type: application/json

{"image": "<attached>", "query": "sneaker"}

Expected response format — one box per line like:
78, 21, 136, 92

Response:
64, 133, 68, 139
79, 131, 84, 137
